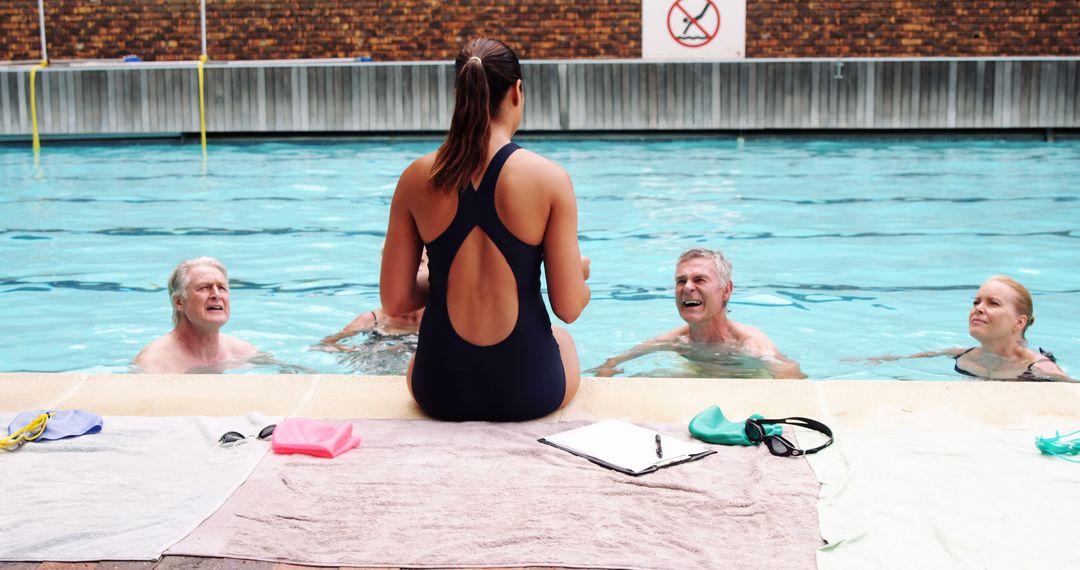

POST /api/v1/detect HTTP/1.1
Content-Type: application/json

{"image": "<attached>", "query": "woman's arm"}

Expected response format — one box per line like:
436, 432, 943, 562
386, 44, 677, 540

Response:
542, 167, 590, 323
380, 160, 429, 317
862, 347, 967, 365
318, 310, 379, 348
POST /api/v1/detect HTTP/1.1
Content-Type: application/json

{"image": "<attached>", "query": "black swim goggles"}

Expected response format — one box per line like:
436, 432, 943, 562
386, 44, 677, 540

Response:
218, 424, 276, 447
744, 417, 833, 457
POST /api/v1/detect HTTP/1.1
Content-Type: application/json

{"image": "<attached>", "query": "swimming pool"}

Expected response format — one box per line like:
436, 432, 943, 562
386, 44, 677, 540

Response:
1, 138, 1077, 379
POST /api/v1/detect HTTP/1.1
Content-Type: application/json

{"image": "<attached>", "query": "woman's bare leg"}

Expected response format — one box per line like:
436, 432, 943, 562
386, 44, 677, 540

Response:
552, 325, 581, 409
406, 355, 416, 399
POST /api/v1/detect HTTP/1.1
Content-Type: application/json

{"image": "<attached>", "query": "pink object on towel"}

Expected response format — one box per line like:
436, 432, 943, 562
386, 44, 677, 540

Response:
271, 418, 361, 458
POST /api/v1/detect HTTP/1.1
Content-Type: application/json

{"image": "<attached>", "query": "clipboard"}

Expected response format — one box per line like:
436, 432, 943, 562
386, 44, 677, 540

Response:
539, 418, 716, 476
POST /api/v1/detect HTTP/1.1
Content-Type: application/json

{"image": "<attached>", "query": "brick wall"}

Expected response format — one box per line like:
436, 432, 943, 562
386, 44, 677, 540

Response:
747, 0, 1080, 57
1, 1, 1076, 62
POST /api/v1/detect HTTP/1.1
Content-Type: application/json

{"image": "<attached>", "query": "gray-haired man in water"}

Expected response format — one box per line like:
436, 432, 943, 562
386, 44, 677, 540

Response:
133, 256, 259, 373
589, 248, 805, 379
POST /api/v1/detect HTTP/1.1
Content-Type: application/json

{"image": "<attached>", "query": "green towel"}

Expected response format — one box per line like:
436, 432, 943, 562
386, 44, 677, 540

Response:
689, 405, 782, 446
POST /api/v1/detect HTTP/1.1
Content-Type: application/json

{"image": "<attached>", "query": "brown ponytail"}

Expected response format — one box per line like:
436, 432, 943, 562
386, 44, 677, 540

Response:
430, 38, 522, 193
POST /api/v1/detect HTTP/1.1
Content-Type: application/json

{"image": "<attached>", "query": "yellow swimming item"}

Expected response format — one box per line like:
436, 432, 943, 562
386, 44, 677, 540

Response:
197, 54, 208, 154
0, 411, 50, 451
30, 60, 49, 154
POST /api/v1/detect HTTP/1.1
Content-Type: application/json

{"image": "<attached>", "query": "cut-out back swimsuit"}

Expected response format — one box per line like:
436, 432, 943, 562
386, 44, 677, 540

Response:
411, 143, 566, 421
954, 347, 1057, 381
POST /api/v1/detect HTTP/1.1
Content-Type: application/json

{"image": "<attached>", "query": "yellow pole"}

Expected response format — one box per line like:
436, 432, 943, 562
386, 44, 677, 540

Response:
198, 0, 209, 159
30, 61, 48, 155
198, 54, 208, 155
33, 0, 48, 157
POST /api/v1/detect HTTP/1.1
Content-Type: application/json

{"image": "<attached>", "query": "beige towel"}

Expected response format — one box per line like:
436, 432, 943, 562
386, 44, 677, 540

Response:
171, 419, 823, 569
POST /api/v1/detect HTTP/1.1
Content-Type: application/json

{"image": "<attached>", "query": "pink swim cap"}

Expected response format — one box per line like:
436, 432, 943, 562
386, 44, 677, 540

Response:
270, 418, 361, 458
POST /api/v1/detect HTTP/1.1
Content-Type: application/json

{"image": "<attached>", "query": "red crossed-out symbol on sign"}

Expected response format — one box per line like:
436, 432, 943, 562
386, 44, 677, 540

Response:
667, 0, 721, 48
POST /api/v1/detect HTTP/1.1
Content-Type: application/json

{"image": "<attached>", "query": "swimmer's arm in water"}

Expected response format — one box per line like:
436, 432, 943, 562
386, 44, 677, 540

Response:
318, 310, 381, 349
760, 353, 807, 380
770, 358, 805, 380
381, 158, 430, 317
586, 328, 685, 377
242, 352, 319, 374
859, 347, 967, 365
736, 324, 807, 379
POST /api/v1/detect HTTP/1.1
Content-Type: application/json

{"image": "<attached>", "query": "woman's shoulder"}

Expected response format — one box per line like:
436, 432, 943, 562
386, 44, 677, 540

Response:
402, 152, 437, 179
1025, 348, 1070, 381
507, 147, 570, 186
951, 346, 976, 358
394, 152, 438, 197
509, 146, 570, 175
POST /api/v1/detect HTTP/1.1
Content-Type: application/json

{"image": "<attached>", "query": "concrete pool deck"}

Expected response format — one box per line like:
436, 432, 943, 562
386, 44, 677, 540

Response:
3, 373, 1079, 570
3, 372, 1078, 428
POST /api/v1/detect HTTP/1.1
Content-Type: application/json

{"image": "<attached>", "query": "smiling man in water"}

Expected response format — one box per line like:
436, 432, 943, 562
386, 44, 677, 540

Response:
133, 257, 259, 373
590, 248, 805, 379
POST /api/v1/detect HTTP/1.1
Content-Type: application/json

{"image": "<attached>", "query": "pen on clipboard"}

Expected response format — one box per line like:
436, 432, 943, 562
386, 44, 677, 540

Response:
655, 433, 663, 458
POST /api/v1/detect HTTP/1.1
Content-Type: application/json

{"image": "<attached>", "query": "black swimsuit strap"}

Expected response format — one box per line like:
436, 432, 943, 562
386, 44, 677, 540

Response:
953, 347, 978, 377
956, 346, 1058, 380
954, 347, 977, 359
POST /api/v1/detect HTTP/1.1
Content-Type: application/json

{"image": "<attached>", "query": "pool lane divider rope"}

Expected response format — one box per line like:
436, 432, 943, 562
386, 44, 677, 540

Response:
30, 59, 48, 155
197, 54, 209, 155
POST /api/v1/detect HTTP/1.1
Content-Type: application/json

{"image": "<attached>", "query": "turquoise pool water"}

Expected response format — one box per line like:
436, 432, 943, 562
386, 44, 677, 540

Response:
1, 138, 1078, 379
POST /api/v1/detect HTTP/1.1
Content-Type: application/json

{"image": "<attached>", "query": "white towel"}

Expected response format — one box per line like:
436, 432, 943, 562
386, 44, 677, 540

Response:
807, 422, 1080, 570
0, 413, 274, 561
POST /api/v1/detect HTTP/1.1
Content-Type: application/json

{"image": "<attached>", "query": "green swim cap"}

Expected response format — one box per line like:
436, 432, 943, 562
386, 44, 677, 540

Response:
689, 405, 783, 446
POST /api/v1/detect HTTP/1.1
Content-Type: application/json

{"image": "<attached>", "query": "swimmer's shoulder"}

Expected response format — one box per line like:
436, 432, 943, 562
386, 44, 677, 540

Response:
730, 321, 780, 356
645, 325, 688, 343
222, 334, 260, 360
132, 333, 181, 373
1026, 348, 1070, 380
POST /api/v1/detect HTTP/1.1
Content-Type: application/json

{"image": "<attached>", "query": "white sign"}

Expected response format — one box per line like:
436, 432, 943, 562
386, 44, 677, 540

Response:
642, 0, 746, 59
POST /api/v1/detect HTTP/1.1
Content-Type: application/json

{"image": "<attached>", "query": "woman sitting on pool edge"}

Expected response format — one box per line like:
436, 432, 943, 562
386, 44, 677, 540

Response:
380, 38, 591, 420
869, 275, 1071, 382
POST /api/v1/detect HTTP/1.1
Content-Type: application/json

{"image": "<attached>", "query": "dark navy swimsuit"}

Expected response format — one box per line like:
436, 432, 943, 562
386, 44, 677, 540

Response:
411, 143, 566, 421
954, 347, 1057, 381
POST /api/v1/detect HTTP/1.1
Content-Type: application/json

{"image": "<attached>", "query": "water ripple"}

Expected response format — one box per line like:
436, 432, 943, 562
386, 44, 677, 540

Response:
2, 228, 387, 238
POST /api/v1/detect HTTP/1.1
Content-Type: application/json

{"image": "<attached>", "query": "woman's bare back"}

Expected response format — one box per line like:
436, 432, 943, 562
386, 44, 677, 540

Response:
406, 146, 561, 345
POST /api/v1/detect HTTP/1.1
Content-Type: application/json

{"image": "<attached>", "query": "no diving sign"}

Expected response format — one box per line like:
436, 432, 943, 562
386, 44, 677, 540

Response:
668, 0, 720, 47
644, 0, 745, 59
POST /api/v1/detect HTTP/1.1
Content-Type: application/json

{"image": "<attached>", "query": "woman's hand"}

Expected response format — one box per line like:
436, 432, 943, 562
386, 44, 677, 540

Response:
585, 362, 622, 377
581, 255, 591, 281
